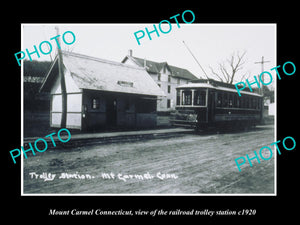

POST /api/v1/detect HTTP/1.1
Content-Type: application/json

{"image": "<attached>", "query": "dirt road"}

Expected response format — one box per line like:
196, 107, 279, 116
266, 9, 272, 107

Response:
23, 125, 275, 194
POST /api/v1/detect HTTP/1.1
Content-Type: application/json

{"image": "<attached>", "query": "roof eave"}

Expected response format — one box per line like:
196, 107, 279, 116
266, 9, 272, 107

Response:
39, 56, 59, 93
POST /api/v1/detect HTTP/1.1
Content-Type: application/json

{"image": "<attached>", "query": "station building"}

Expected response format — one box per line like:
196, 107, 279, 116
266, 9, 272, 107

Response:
40, 51, 165, 131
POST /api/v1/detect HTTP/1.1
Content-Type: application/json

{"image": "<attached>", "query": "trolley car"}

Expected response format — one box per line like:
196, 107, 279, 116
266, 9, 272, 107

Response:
171, 79, 263, 130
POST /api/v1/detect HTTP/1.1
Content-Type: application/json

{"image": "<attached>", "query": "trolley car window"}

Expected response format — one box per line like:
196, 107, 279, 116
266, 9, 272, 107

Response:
253, 98, 258, 109
194, 90, 206, 106
217, 92, 222, 107
252, 98, 256, 109
245, 97, 249, 108
223, 92, 228, 107
240, 98, 244, 108
229, 94, 233, 108
233, 94, 238, 108
182, 91, 192, 105
249, 97, 252, 109
176, 90, 180, 105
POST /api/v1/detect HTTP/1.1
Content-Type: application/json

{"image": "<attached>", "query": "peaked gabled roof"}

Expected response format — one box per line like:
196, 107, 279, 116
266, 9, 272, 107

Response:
40, 51, 165, 97
122, 56, 198, 81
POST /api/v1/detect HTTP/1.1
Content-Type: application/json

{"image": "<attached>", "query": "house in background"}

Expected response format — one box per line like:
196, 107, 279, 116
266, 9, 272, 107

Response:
122, 50, 198, 112
40, 51, 165, 131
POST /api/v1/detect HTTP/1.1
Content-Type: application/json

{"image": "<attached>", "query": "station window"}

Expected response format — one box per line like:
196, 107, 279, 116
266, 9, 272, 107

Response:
194, 90, 206, 106
182, 91, 192, 105
168, 75, 171, 83
168, 85, 171, 93
92, 98, 100, 109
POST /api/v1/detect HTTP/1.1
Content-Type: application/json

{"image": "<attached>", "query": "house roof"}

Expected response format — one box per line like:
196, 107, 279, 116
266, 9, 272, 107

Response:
123, 56, 198, 81
40, 51, 165, 97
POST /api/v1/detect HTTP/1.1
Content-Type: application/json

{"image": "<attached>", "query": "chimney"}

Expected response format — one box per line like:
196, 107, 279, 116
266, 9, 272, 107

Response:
128, 49, 132, 57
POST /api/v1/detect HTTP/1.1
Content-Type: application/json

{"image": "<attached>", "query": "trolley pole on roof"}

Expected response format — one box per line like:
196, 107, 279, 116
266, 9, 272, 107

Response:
182, 41, 210, 80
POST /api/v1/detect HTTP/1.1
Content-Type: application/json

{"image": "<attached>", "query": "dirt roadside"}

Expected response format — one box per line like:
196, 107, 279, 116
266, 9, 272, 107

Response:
23, 125, 275, 194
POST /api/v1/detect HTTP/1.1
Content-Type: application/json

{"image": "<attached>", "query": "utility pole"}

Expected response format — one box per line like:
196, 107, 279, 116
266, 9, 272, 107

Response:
55, 26, 67, 128
254, 56, 270, 96
182, 41, 209, 80
255, 56, 270, 124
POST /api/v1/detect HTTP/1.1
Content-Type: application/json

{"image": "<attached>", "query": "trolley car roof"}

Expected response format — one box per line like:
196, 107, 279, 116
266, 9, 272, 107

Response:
177, 82, 262, 97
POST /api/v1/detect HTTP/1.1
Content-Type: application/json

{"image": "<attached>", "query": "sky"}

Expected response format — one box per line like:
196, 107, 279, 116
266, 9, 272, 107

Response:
22, 23, 276, 85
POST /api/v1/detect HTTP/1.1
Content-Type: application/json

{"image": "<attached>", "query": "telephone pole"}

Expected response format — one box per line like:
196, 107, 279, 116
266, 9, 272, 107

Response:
255, 56, 270, 124
254, 56, 270, 96
55, 26, 67, 128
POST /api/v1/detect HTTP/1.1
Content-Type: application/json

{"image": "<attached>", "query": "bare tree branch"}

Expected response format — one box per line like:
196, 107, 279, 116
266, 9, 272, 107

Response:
239, 71, 251, 82
209, 50, 247, 84
219, 62, 231, 83
209, 66, 224, 82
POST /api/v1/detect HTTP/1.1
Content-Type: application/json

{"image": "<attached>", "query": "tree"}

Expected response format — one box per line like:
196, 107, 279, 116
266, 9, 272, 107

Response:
209, 51, 249, 84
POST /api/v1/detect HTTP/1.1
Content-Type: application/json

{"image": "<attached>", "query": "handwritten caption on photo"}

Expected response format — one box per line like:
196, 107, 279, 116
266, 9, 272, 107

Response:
28, 171, 178, 182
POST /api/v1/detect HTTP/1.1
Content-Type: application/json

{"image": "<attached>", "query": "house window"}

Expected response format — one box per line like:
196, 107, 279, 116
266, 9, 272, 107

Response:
168, 85, 171, 93
168, 75, 171, 83
92, 98, 100, 109
177, 78, 180, 84
158, 73, 161, 81
167, 99, 171, 108
157, 83, 161, 88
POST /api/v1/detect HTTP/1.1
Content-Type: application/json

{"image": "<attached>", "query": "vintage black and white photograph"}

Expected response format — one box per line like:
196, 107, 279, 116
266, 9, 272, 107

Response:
21, 23, 276, 195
